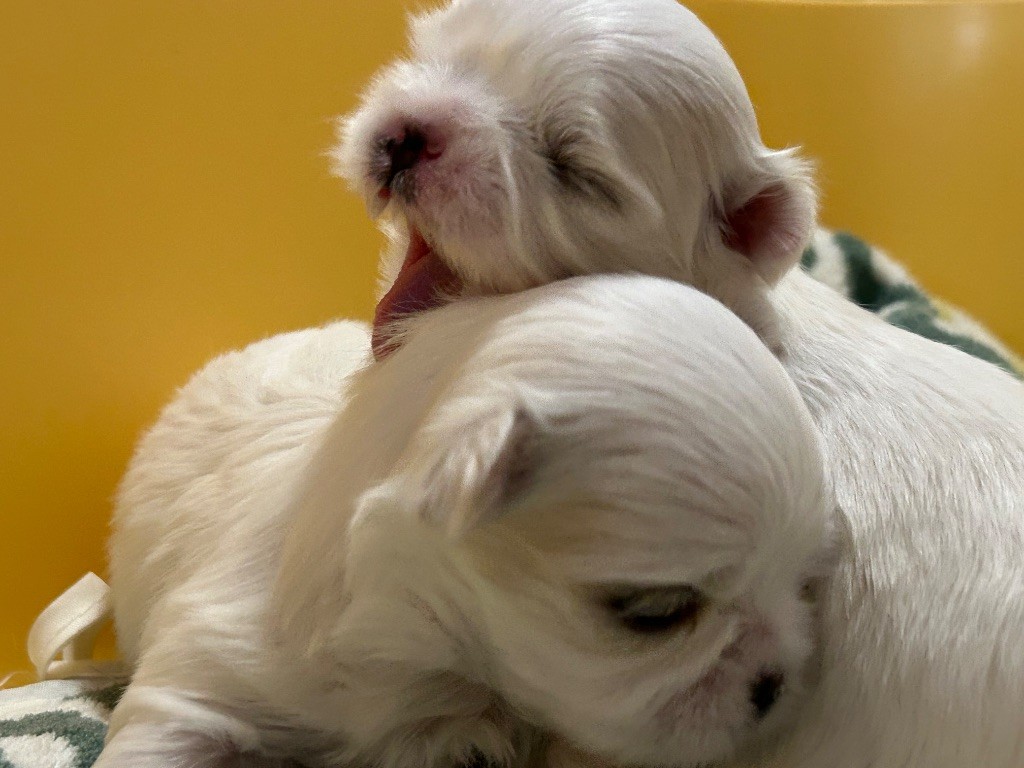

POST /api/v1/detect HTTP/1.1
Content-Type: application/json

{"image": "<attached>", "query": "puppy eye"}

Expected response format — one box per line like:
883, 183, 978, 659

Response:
546, 136, 578, 183
543, 130, 620, 208
604, 585, 706, 634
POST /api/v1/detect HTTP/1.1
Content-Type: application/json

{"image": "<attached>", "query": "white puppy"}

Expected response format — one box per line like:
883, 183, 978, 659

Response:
102, 276, 834, 768
339, 0, 1024, 766
335, 0, 813, 357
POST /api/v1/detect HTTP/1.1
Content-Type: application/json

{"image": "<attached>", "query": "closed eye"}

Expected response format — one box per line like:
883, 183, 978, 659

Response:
603, 585, 706, 635
543, 129, 621, 208
546, 134, 579, 184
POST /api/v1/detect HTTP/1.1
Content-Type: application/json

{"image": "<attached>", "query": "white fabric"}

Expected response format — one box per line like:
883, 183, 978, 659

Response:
27, 573, 126, 681
0, 733, 80, 768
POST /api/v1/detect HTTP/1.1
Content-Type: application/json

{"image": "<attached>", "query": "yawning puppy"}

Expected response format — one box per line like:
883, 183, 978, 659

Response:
335, 0, 813, 358
339, 0, 1024, 766
102, 276, 833, 768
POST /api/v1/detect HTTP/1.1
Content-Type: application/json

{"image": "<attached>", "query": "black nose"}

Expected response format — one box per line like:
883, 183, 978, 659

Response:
750, 671, 785, 719
384, 127, 428, 186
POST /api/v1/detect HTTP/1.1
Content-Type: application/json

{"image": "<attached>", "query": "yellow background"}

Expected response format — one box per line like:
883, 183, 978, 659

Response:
2, 1, 1022, 675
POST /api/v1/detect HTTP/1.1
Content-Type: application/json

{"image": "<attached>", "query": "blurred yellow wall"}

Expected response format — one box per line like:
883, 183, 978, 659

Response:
2, 1, 1022, 674
0, 1, 407, 676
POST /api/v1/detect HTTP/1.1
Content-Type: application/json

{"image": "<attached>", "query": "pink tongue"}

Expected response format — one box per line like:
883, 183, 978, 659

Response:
372, 229, 460, 359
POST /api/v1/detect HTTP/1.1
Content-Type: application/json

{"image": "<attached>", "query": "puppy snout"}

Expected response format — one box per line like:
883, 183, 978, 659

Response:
380, 124, 444, 190
749, 671, 784, 719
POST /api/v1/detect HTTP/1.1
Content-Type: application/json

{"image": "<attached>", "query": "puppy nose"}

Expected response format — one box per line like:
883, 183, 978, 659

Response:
382, 125, 442, 187
750, 671, 784, 719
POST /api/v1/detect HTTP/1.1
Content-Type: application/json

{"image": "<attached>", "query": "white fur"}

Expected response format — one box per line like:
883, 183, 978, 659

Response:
103, 277, 833, 767
341, 1, 1024, 766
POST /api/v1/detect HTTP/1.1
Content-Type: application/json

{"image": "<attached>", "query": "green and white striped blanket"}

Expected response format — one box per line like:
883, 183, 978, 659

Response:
802, 229, 1021, 378
1, 229, 1019, 768
0, 680, 124, 768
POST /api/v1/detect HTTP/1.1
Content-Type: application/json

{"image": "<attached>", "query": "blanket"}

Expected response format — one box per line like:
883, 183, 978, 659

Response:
802, 229, 1021, 378
1, 228, 1019, 767
0, 680, 125, 768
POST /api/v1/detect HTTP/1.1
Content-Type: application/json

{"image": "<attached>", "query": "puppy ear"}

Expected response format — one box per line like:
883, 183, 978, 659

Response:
413, 406, 536, 537
719, 149, 817, 285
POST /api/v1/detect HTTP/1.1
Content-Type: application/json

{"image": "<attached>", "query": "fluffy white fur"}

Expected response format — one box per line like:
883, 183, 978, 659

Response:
339, 0, 1024, 766
103, 277, 833, 768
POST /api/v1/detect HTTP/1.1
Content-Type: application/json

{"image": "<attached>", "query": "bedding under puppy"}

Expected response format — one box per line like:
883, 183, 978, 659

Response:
101, 276, 834, 768
339, 0, 1024, 766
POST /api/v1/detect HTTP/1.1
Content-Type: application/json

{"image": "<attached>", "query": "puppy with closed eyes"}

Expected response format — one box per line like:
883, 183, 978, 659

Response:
339, 0, 1024, 766
101, 276, 834, 768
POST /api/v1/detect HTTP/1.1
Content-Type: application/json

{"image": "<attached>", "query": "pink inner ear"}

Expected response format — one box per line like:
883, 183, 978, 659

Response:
721, 182, 809, 284
722, 186, 781, 258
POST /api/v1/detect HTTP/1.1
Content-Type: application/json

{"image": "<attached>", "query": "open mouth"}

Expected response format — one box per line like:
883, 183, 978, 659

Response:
372, 227, 462, 359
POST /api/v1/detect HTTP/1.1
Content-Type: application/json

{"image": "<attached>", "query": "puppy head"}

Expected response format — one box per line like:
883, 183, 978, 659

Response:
334, 0, 816, 354
318, 277, 834, 768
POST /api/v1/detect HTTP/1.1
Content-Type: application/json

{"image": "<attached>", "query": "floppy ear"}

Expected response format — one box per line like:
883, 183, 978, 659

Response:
410, 405, 536, 537
719, 149, 817, 285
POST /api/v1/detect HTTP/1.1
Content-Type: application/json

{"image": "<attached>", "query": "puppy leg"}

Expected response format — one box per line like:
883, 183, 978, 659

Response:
95, 683, 282, 768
